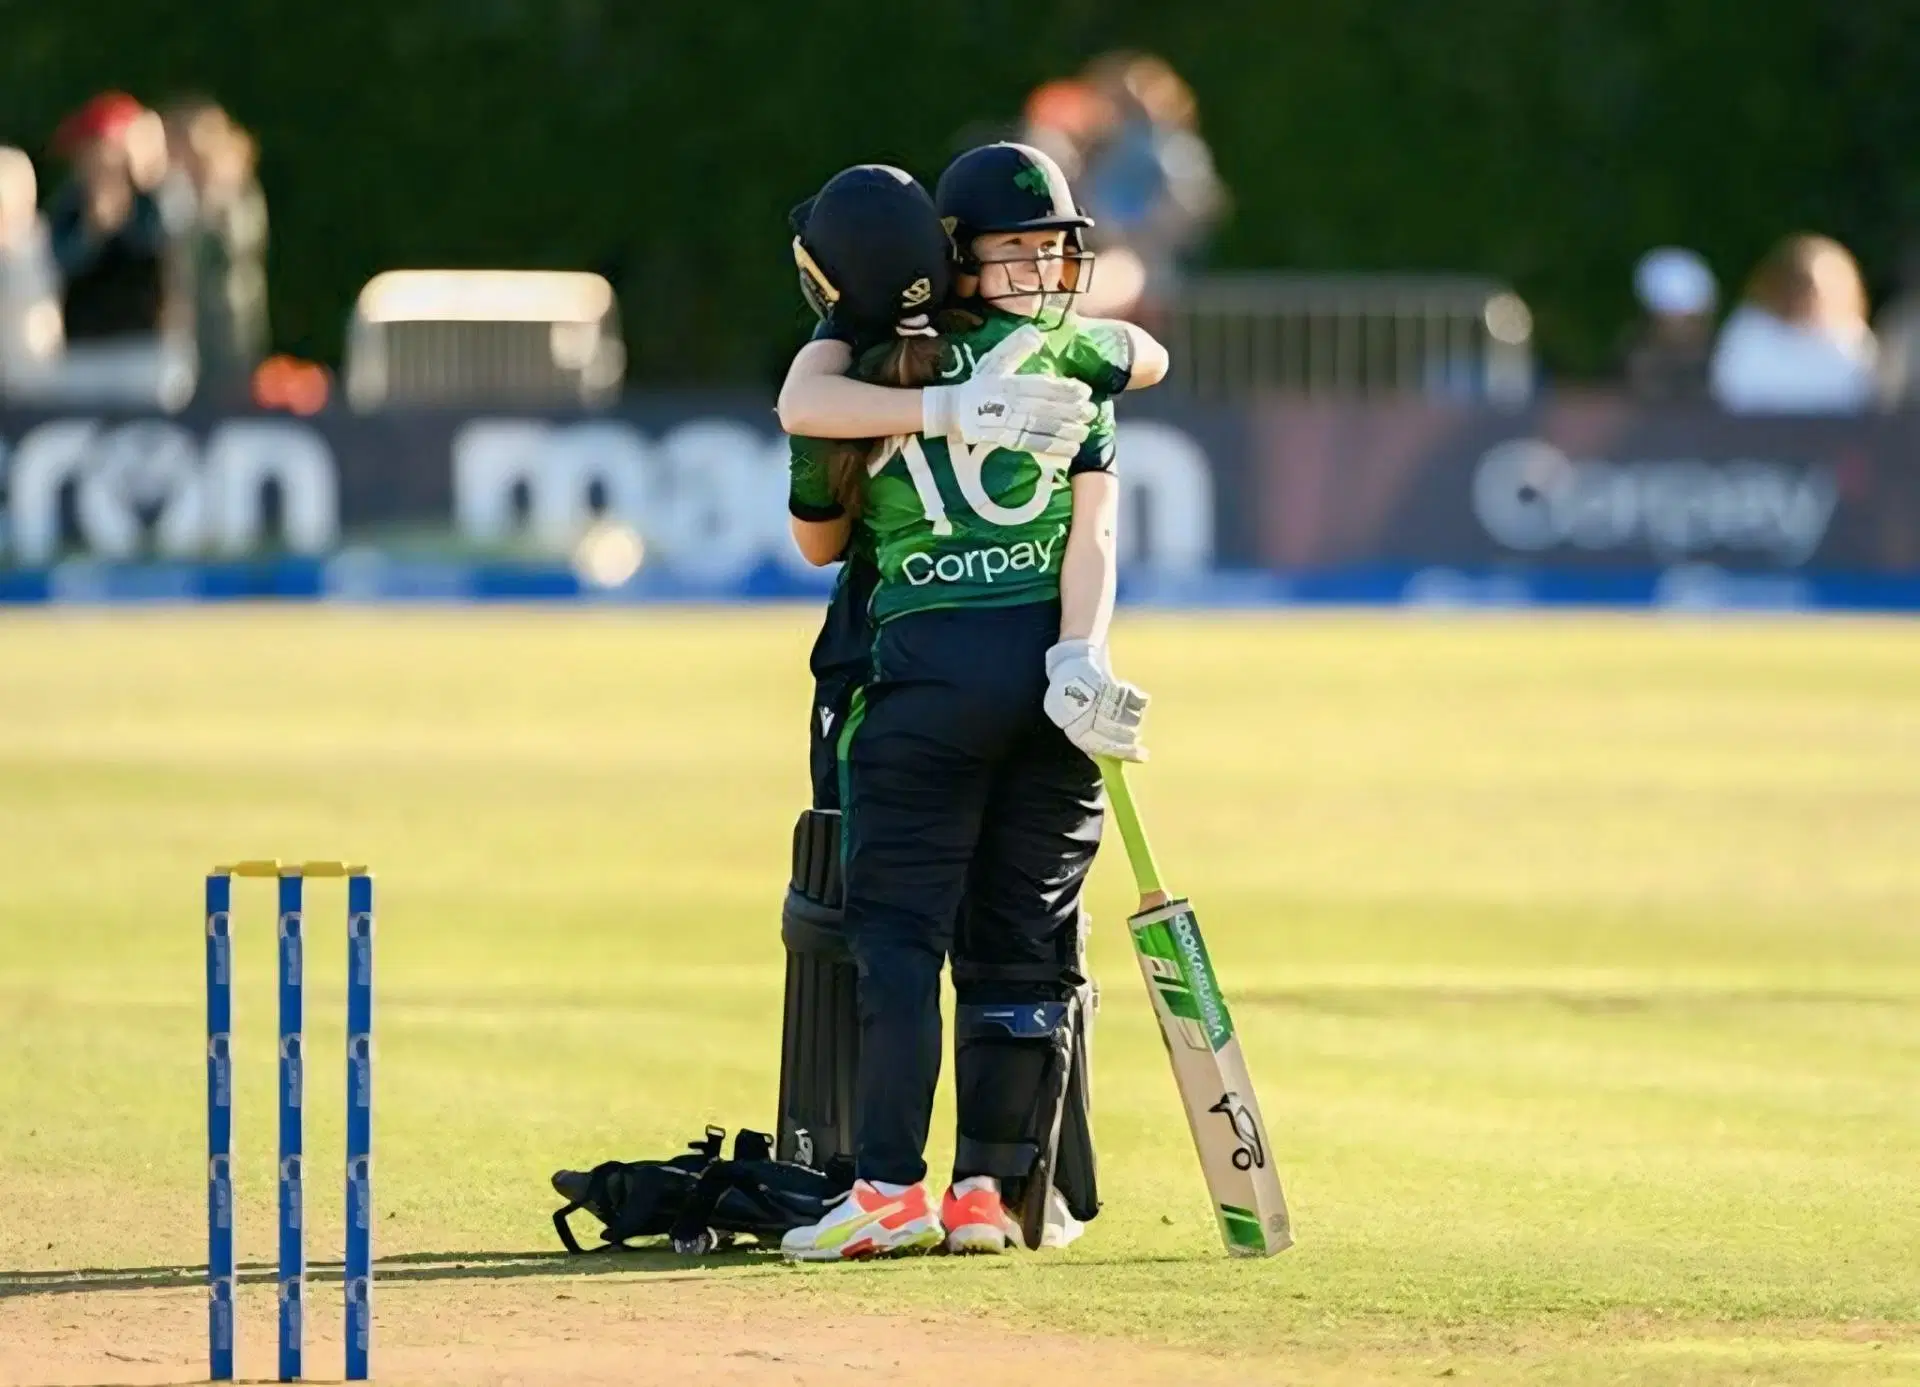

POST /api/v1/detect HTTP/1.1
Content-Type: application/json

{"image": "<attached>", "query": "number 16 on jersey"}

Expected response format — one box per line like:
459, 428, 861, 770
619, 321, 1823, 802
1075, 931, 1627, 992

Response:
1097, 758, 1293, 1257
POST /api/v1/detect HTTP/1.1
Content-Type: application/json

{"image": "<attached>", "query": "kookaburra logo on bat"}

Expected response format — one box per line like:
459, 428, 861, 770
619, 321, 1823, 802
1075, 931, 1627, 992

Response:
1211, 1091, 1266, 1171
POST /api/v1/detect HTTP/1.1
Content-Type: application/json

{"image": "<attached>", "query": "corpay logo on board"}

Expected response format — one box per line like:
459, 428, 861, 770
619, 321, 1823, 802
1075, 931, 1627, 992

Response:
1472, 438, 1839, 566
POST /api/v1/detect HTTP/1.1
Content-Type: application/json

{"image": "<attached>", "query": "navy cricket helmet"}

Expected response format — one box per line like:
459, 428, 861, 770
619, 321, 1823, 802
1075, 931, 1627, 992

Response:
934, 142, 1096, 298
789, 165, 953, 336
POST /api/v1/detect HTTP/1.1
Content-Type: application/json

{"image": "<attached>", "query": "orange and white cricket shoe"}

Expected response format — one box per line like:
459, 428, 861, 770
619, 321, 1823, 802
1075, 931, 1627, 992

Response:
780, 1179, 943, 1262
941, 1176, 1020, 1254
943, 1177, 1088, 1252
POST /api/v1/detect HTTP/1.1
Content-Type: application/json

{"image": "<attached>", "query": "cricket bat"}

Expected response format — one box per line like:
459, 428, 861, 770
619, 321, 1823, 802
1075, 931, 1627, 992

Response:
1097, 757, 1292, 1257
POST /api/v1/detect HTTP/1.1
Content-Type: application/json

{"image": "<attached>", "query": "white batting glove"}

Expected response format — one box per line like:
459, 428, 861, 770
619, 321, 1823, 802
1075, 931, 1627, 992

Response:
923, 324, 1095, 460
1044, 639, 1150, 763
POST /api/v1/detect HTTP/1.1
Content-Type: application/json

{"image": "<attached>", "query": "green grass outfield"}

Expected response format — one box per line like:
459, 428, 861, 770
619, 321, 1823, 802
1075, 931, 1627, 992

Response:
1, 608, 1916, 1383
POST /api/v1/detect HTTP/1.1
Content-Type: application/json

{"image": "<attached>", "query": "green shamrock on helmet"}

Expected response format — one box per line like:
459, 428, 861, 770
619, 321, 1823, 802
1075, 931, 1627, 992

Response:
1013, 163, 1051, 197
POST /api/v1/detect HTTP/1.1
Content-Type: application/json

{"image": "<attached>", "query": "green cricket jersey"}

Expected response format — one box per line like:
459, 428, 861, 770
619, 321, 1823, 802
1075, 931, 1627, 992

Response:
788, 309, 1133, 624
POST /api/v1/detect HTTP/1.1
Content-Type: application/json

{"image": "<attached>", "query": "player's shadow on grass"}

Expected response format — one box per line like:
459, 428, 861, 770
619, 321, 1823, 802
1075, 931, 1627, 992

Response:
0, 1248, 779, 1298
0, 1247, 1206, 1299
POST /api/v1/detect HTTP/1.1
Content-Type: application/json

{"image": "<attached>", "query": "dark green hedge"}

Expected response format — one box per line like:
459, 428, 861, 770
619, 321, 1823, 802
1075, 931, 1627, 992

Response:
6, 1, 1916, 382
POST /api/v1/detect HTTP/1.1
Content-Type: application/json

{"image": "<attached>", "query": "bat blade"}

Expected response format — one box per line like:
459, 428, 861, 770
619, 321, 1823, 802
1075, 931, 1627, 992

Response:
1128, 896, 1292, 1257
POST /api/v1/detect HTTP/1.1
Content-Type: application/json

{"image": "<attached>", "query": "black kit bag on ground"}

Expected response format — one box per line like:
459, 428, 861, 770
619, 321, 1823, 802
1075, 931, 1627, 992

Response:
550, 1126, 854, 1255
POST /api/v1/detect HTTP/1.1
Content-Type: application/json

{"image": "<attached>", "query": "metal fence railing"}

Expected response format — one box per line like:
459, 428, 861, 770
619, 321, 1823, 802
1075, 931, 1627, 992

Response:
1156, 272, 1535, 405
338, 268, 1527, 410
344, 270, 626, 410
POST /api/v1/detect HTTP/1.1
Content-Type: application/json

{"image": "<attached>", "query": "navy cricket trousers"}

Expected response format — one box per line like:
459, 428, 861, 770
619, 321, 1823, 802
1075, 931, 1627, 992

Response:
806, 556, 879, 811
840, 600, 1103, 1186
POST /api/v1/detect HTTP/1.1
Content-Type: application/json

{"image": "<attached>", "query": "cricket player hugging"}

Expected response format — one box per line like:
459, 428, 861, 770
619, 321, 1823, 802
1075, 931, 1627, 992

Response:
773, 145, 1169, 1260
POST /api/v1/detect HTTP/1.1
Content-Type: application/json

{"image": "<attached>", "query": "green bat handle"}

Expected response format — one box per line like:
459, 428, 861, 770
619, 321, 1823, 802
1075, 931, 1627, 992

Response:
1097, 757, 1164, 898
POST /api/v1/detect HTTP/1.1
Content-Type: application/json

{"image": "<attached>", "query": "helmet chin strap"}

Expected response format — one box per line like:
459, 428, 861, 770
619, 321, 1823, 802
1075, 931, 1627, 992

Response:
1029, 293, 1075, 332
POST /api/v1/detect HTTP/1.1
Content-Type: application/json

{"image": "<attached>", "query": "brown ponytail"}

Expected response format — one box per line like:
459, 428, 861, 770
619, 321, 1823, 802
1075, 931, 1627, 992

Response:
821, 310, 983, 519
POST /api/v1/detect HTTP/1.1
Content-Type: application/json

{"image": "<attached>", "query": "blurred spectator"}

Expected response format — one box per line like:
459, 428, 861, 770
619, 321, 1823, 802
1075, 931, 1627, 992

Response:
0, 146, 63, 396
1021, 78, 1114, 183
1710, 234, 1876, 415
164, 97, 269, 401
43, 91, 194, 407
1872, 242, 1920, 408
1023, 53, 1226, 324
1622, 247, 1716, 404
